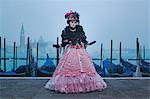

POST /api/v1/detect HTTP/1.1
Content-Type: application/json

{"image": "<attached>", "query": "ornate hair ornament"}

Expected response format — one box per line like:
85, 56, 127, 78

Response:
65, 11, 79, 21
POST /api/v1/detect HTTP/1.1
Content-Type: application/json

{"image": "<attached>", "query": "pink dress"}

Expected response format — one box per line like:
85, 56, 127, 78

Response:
45, 44, 107, 93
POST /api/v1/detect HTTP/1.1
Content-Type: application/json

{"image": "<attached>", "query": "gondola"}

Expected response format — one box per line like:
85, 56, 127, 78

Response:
16, 57, 37, 77
140, 59, 150, 77
119, 58, 138, 77
0, 71, 26, 77
0, 57, 36, 77
36, 55, 56, 77
120, 58, 137, 72
141, 59, 150, 66
103, 59, 134, 77
93, 62, 105, 77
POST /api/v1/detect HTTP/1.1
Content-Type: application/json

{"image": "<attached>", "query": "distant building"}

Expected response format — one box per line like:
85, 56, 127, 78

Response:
30, 36, 50, 57
20, 24, 25, 48
18, 24, 55, 57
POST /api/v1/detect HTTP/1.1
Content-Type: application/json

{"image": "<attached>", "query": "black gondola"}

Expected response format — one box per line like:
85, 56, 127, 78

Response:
36, 55, 56, 77
140, 59, 150, 76
103, 59, 134, 77
0, 57, 36, 77
120, 58, 137, 72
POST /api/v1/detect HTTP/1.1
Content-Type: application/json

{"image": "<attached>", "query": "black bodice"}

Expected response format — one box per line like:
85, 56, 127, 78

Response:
61, 25, 88, 47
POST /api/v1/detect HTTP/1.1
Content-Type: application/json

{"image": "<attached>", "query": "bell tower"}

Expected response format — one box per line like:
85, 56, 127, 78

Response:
20, 24, 25, 48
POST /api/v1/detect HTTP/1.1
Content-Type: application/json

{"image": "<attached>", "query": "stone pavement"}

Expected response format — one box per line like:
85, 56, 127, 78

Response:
0, 78, 150, 99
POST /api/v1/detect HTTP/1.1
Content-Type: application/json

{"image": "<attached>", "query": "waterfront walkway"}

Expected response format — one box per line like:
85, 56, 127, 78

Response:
0, 78, 150, 99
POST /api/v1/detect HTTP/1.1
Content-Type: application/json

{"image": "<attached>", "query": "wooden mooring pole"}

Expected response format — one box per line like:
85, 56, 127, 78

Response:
16, 46, 17, 69
137, 37, 140, 69
110, 40, 113, 74
26, 37, 31, 76
0, 36, 1, 70
4, 38, 6, 72
56, 37, 59, 65
53, 37, 60, 66
36, 43, 39, 75
13, 42, 16, 71
100, 43, 103, 68
135, 37, 142, 77
143, 45, 145, 60
119, 42, 122, 63
29, 39, 31, 77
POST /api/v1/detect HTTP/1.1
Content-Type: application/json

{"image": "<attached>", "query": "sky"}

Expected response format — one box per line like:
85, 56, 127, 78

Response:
0, 0, 150, 52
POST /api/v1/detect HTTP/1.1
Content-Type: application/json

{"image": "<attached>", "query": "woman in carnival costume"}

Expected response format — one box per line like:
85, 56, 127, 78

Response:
45, 11, 107, 93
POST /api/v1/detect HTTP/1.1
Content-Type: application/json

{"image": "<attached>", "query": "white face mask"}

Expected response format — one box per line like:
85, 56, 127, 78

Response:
69, 21, 78, 28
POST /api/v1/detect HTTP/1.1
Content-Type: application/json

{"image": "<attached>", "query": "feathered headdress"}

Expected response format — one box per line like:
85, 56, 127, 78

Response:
65, 11, 79, 21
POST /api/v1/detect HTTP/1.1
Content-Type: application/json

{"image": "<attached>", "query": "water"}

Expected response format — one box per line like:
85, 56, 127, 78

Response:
0, 48, 150, 72
90, 49, 150, 66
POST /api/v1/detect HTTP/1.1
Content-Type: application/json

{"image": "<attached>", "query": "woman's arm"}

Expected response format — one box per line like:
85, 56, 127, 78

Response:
78, 26, 88, 48
81, 31, 88, 44
77, 25, 88, 44
61, 29, 72, 47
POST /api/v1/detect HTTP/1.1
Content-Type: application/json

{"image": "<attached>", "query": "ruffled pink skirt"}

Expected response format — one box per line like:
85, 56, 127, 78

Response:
45, 45, 107, 93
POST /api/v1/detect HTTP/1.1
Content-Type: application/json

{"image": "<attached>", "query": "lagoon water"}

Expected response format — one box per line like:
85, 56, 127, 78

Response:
0, 49, 150, 72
